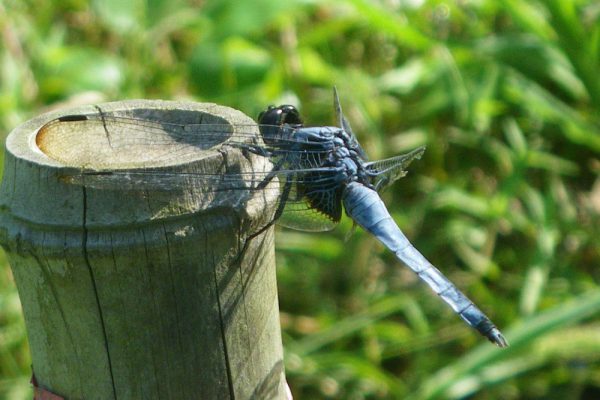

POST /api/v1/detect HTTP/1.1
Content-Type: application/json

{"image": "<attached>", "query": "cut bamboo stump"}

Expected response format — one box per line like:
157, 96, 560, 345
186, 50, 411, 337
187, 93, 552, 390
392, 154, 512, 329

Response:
0, 100, 288, 399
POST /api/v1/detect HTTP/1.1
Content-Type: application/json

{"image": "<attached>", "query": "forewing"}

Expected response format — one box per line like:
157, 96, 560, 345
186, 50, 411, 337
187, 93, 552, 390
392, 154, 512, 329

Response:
37, 112, 329, 169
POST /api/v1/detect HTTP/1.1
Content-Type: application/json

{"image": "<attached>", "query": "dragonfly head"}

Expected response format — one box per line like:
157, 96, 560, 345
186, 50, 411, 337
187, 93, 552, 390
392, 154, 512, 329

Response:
258, 104, 304, 145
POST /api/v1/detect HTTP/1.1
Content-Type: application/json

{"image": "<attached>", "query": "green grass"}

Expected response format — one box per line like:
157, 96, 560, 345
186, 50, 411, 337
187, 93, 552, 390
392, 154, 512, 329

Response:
1, 0, 600, 399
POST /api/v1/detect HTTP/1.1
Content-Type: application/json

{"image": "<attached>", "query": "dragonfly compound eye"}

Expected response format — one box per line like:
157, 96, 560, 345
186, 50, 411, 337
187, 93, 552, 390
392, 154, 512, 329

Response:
257, 104, 303, 127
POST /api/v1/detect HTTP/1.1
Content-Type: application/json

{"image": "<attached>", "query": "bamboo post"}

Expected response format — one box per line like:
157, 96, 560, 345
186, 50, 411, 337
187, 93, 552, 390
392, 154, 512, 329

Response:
0, 100, 288, 399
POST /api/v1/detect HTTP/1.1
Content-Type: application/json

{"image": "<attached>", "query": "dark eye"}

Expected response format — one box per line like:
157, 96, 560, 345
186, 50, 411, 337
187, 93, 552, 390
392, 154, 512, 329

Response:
257, 105, 277, 125
279, 105, 303, 126
258, 105, 303, 126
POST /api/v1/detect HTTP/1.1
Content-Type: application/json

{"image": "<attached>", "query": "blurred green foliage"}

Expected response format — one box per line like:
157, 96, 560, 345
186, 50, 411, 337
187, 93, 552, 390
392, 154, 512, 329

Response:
1, 0, 600, 399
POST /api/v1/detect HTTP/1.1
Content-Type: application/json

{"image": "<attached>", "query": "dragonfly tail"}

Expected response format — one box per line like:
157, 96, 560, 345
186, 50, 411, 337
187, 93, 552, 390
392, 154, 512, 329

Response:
343, 182, 508, 347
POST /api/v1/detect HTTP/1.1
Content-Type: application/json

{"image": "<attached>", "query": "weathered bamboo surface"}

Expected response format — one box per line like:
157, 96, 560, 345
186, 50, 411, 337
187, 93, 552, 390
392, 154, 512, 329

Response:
0, 100, 288, 399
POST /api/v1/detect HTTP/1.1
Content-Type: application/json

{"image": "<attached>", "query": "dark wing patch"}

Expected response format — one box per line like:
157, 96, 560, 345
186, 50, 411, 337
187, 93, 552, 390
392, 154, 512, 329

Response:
304, 186, 343, 223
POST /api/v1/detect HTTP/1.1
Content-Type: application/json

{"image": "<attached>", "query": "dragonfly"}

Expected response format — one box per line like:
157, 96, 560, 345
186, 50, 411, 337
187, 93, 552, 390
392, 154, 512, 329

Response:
37, 88, 508, 347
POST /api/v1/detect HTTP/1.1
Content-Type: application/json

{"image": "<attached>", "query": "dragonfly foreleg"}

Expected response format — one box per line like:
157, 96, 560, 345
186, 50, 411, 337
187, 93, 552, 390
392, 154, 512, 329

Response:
231, 142, 274, 158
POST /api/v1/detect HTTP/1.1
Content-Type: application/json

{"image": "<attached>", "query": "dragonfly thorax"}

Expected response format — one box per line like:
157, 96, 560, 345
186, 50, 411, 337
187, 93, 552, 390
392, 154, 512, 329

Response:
318, 130, 373, 189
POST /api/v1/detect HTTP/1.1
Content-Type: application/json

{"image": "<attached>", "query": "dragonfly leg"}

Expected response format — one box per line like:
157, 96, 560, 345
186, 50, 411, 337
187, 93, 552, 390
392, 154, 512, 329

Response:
249, 178, 292, 240
233, 142, 274, 158
237, 154, 293, 259
238, 178, 293, 262
256, 157, 286, 190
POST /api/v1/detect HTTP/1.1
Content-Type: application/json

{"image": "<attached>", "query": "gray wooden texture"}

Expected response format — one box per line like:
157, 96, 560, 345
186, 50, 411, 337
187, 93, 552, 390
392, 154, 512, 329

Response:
0, 100, 288, 399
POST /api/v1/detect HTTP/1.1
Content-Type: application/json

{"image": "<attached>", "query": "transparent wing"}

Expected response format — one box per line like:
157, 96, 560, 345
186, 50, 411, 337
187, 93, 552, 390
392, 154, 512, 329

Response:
277, 169, 343, 232
62, 167, 343, 232
365, 146, 426, 191
41, 112, 344, 232
37, 113, 332, 168
278, 201, 340, 232
332, 87, 368, 160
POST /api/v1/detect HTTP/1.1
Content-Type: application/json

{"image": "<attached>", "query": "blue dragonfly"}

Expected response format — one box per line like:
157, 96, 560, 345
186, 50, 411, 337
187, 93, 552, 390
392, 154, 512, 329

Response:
38, 89, 508, 347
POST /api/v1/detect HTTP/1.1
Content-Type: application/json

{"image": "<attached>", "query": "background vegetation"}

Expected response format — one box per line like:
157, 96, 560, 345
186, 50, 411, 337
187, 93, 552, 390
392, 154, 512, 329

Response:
1, 0, 600, 399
